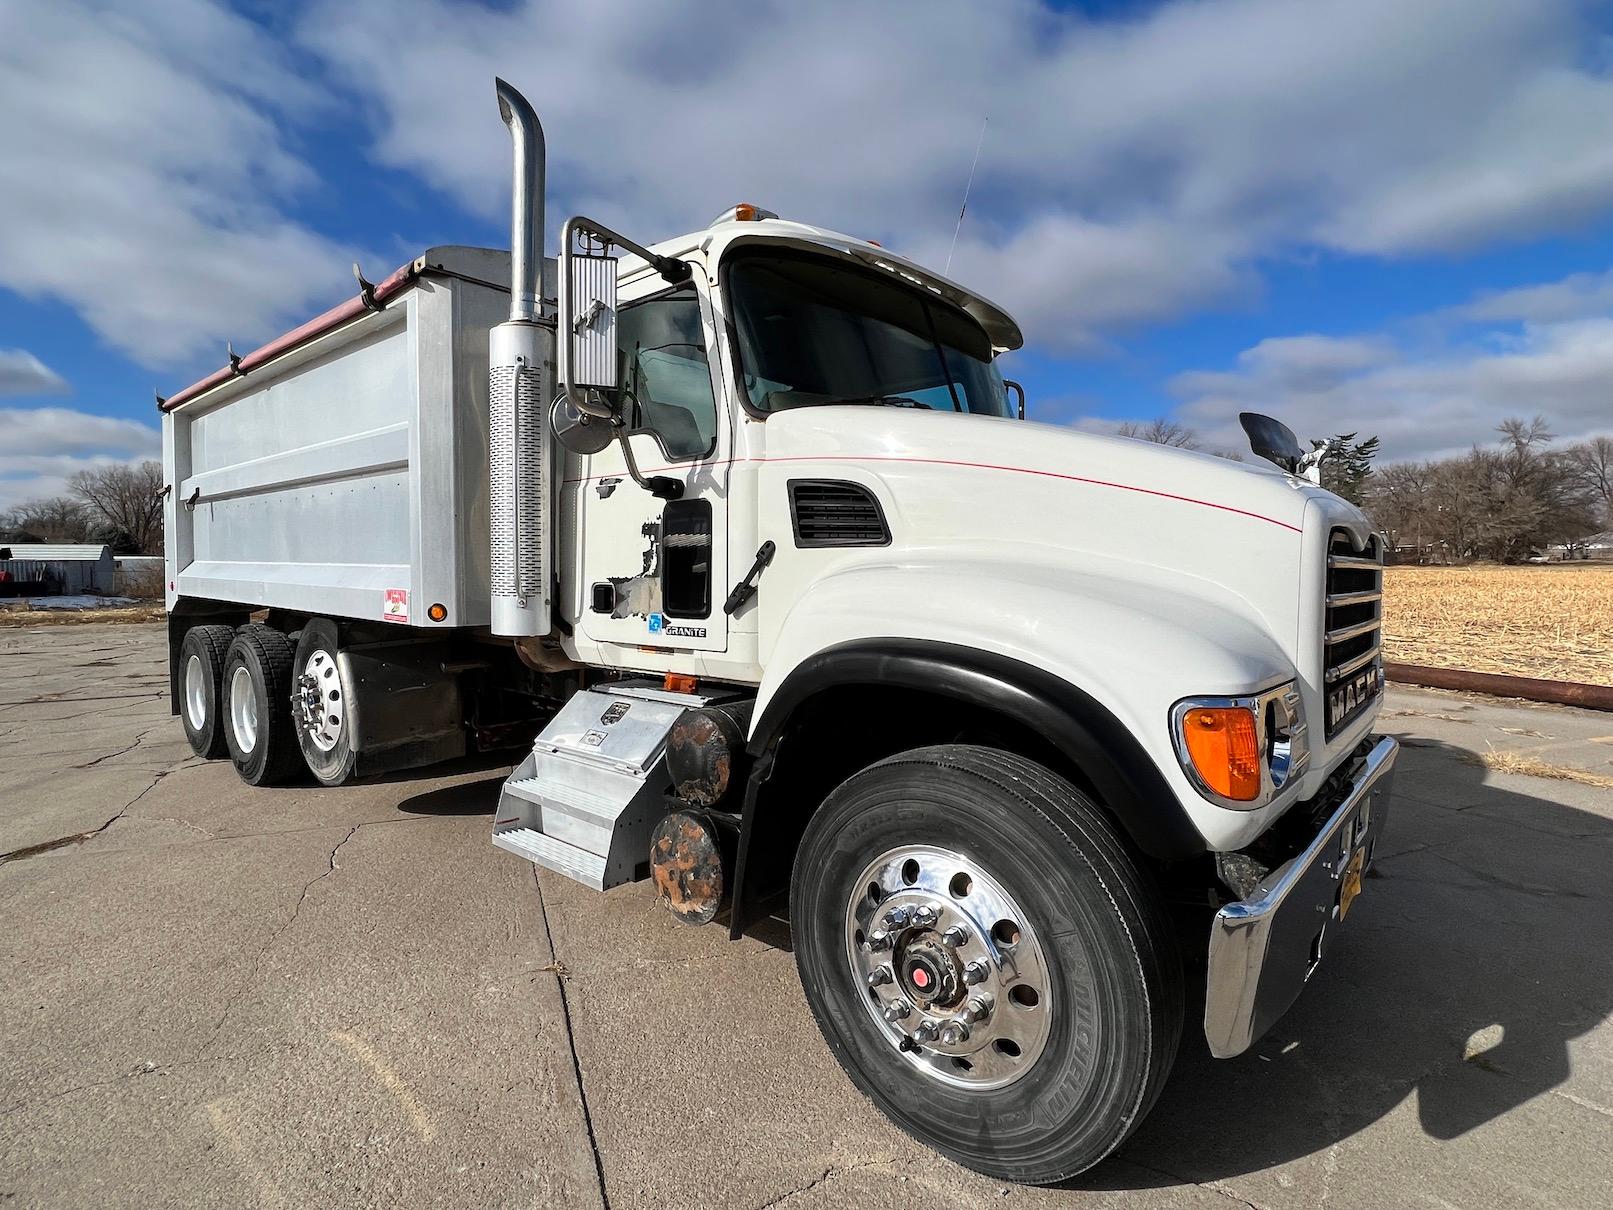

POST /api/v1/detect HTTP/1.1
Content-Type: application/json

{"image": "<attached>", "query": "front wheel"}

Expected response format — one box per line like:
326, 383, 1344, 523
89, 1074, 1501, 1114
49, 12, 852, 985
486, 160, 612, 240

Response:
791, 745, 1183, 1184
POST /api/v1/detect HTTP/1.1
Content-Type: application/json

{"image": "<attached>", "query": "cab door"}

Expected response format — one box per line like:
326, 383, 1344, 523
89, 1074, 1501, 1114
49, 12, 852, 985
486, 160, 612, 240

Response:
575, 274, 730, 654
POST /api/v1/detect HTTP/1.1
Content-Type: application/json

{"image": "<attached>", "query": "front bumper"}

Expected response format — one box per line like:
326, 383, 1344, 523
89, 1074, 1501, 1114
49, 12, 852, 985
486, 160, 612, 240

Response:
1204, 735, 1399, 1058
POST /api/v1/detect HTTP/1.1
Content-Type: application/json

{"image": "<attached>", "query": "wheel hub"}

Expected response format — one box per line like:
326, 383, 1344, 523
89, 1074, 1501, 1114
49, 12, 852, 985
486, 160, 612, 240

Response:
898, 936, 963, 1009
229, 665, 258, 754
846, 845, 1052, 1090
183, 654, 207, 731
295, 649, 344, 753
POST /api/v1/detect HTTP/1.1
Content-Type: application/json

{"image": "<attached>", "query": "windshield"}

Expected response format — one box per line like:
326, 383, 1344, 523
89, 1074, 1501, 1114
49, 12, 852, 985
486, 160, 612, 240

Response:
726, 247, 1010, 417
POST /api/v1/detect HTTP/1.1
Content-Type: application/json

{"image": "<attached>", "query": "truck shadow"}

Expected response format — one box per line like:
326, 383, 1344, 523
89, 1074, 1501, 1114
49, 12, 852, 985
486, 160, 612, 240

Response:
1097, 734, 1613, 1189
393, 759, 515, 815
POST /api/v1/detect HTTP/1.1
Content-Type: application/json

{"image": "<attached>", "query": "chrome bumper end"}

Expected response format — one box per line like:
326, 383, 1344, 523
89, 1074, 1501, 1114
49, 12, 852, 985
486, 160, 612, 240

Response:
1204, 735, 1400, 1059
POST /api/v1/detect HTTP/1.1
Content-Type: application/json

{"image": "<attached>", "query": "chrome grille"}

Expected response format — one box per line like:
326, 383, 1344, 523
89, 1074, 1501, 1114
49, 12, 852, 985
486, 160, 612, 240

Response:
1323, 530, 1383, 738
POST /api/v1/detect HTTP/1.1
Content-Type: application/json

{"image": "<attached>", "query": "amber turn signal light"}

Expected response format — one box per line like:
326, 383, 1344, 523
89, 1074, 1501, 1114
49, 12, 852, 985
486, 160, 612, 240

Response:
1181, 706, 1262, 801
427, 602, 447, 622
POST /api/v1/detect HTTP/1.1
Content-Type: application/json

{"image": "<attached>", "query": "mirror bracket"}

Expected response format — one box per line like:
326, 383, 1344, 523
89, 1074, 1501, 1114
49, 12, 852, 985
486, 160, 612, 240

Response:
1005, 379, 1026, 420
615, 421, 684, 500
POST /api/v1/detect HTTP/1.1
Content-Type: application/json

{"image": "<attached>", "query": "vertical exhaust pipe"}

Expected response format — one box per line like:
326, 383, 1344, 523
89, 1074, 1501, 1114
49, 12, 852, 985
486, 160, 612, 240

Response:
489, 78, 550, 638
497, 78, 544, 323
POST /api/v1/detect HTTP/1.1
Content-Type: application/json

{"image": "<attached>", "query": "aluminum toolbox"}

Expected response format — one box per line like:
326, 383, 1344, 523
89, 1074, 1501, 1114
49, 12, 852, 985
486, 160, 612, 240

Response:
161, 246, 556, 629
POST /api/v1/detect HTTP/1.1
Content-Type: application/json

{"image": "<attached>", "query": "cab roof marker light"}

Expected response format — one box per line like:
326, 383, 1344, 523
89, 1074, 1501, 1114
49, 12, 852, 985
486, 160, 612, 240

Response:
712, 203, 779, 225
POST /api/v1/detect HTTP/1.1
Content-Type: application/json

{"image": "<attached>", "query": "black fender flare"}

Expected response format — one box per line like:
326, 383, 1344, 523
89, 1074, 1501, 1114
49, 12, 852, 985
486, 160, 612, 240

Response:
748, 638, 1207, 862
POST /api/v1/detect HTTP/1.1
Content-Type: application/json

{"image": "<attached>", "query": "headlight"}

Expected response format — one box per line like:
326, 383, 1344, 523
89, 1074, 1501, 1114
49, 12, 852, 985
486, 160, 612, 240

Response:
1170, 683, 1309, 810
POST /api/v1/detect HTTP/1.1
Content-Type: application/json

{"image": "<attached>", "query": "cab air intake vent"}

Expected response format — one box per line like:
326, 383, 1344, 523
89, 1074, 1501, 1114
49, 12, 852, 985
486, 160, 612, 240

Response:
788, 480, 890, 548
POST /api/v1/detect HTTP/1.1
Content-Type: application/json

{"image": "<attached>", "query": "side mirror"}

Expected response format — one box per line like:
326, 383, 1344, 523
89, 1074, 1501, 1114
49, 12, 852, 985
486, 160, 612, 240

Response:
1005, 379, 1025, 420
567, 250, 619, 391
551, 395, 615, 455
1239, 412, 1304, 473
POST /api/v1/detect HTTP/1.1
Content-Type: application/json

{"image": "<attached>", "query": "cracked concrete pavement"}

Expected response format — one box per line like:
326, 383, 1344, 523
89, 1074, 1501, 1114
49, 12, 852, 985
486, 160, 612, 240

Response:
3, 623, 1612, 1208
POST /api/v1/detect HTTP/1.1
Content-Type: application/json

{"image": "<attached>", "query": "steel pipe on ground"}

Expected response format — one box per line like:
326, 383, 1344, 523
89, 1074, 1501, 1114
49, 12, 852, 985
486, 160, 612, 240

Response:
1384, 662, 1613, 712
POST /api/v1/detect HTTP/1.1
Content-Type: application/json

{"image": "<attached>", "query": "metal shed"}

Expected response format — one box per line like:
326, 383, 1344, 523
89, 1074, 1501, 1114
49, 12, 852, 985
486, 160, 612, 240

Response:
0, 544, 117, 595
113, 555, 164, 596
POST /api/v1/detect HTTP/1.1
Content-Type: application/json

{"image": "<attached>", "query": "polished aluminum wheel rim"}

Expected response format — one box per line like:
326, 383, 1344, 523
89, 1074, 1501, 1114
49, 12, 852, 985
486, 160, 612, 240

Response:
295, 649, 344, 753
846, 844, 1053, 1090
229, 666, 258, 754
183, 655, 207, 730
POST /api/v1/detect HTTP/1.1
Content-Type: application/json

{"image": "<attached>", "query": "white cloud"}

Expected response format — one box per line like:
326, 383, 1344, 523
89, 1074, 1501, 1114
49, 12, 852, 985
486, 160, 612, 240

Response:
1161, 296, 1613, 463
8, 0, 1613, 444
1172, 335, 1397, 399
0, 406, 160, 510
298, 0, 1613, 348
0, 350, 68, 396
919, 215, 1250, 353
1455, 268, 1613, 325
0, 0, 356, 368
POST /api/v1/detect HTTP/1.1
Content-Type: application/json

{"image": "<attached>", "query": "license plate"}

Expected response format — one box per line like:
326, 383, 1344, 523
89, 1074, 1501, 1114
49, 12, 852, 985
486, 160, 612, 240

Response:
1338, 848, 1366, 919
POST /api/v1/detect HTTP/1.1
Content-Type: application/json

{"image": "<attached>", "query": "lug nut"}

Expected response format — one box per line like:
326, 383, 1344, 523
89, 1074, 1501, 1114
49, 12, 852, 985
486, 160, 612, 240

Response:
867, 965, 894, 988
869, 929, 893, 951
911, 904, 938, 927
941, 925, 970, 948
939, 1021, 970, 1046
965, 996, 991, 1022
882, 1000, 912, 1022
913, 1020, 941, 1043
886, 907, 911, 929
963, 960, 990, 986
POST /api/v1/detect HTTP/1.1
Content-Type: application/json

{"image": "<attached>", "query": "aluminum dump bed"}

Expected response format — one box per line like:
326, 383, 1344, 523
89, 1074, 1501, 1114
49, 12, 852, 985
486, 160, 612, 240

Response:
162, 246, 555, 629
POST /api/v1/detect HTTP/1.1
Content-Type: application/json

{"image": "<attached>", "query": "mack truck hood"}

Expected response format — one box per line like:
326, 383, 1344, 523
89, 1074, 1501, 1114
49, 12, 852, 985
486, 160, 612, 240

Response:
763, 405, 1343, 542
757, 408, 1369, 664
755, 406, 1378, 851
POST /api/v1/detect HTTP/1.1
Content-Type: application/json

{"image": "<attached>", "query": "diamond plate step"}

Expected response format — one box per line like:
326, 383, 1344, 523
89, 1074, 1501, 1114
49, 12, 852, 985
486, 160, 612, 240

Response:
492, 827, 608, 890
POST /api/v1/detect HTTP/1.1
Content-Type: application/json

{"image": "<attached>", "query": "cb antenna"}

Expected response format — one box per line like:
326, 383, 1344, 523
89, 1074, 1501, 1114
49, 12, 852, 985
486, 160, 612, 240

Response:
945, 116, 988, 275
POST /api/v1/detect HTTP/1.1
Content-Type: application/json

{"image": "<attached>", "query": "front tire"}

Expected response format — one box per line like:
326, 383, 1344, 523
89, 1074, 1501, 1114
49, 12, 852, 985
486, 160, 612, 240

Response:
222, 624, 305, 786
178, 624, 234, 759
791, 745, 1183, 1184
292, 619, 358, 786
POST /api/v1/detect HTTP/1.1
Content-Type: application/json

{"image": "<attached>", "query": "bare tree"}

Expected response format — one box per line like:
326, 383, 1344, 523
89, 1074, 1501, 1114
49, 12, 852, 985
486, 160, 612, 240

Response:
1367, 418, 1606, 562
1364, 461, 1432, 558
1, 496, 93, 543
1568, 435, 1613, 527
1116, 418, 1200, 449
68, 460, 165, 554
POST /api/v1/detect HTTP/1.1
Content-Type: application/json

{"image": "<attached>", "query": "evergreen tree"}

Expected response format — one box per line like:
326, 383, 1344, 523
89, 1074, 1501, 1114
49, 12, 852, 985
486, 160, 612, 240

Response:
1313, 432, 1380, 504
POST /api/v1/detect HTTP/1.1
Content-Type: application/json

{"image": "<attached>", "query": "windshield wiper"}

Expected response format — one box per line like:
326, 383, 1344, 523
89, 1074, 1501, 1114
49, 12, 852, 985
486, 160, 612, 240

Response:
823, 393, 934, 410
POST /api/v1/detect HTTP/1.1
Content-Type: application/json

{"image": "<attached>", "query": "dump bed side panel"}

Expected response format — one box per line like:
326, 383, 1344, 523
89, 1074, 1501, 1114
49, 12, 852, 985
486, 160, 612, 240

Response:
163, 273, 509, 628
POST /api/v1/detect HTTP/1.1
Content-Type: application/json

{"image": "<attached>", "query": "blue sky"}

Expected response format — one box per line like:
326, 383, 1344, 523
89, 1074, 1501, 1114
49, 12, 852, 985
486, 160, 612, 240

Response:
5, 0, 1613, 507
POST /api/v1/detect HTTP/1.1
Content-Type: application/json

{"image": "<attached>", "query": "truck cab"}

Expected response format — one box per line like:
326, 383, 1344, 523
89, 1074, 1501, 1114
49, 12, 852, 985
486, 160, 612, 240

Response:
558, 214, 1021, 682
160, 80, 1398, 1186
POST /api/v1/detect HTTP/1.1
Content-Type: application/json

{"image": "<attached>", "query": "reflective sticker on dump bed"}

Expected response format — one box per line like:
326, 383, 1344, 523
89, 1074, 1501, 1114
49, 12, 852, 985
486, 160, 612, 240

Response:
383, 588, 409, 623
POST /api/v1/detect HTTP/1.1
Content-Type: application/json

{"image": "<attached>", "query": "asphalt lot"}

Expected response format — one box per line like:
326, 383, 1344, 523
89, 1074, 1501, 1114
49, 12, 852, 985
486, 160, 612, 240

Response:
2, 622, 1611, 1208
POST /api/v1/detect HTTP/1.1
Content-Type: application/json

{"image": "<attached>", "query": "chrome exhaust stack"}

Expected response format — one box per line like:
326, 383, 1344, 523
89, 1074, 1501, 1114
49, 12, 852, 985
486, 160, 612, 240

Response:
489, 78, 550, 638
497, 78, 544, 323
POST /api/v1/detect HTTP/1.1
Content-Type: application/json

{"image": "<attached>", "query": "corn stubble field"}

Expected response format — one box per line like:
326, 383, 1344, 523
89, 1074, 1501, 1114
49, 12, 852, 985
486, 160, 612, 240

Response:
1382, 563, 1613, 686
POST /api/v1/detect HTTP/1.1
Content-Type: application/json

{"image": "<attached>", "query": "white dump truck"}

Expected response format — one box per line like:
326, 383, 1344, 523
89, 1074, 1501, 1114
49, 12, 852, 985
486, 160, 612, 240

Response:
160, 81, 1397, 1181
